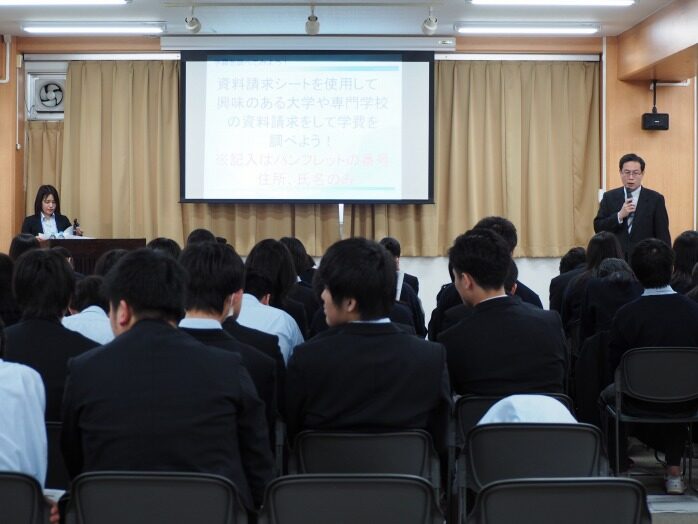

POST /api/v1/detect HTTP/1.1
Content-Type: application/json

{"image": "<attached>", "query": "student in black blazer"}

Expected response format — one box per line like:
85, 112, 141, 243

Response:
60, 249, 273, 512
21, 185, 80, 237
548, 247, 586, 313
438, 229, 567, 397
4, 250, 98, 421
286, 238, 451, 457
594, 153, 670, 259
178, 241, 278, 445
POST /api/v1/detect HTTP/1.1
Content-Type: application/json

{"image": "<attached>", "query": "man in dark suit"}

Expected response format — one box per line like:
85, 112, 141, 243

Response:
5, 249, 98, 421
177, 241, 278, 445
594, 153, 671, 259
439, 229, 567, 396
474, 216, 543, 308
602, 239, 698, 494
286, 237, 452, 457
60, 249, 273, 512
379, 236, 420, 295
548, 246, 586, 313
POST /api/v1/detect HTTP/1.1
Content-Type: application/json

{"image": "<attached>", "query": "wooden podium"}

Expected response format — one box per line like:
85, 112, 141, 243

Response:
40, 238, 146, 275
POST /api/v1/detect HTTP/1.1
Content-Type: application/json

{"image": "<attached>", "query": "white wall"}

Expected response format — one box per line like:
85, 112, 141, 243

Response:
399, 256, 561, 317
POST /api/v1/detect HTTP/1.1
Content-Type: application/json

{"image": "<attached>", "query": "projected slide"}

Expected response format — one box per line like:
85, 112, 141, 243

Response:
182, 53, 433, 203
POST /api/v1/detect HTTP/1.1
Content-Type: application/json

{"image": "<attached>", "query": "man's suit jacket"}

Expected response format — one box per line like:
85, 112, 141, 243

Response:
286, 322, 452, 455
60, 319, 274, 510
514, 280, 543, 309
179, 327, 278, 444
438, 296, 567, 396
4, 318, 98, 421
399, 281, 426, 338
21, 213, 71, 236
549, 265, 585, 313
404, 273, 419, 296
594, 186, 671, 258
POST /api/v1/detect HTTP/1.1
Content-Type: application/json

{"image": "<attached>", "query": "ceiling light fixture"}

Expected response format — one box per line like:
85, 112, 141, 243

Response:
470, 0, 633, 5
421, 7, 438, 36
305, 5, 320, 36
0, 0, 129, 5
23, 22, 165, 35
454, 23, 599, 35
185, 6, 201, 33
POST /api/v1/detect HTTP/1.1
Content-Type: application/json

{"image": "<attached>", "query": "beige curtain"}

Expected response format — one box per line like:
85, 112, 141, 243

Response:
58, 60, 338, 255
26, 121, 64, 213
346, 60, 600, 257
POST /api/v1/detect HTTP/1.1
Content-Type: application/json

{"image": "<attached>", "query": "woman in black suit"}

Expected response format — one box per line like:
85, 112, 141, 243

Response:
21, 185, 81, 237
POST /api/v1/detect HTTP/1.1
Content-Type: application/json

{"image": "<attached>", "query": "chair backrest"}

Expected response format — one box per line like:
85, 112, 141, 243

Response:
259, 474, 443, 524
455, 393, 574, 446
290, 430, 440, 490
467, 477, 650, 524
0, 472, 48, 524
619, 347, 698, 402
70, 471, 247, 524
466, 423, 603, 491
45, 421, 70, 490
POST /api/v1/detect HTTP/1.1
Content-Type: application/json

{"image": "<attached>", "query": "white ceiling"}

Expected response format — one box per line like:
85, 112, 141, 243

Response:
0, 0, 675, 38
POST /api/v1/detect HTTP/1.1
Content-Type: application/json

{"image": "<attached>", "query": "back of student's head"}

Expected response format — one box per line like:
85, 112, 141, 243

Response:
585, 232, 623, 271
449, 228, 512, 290
146, 237, 182, 260
186, 228, 216, 246
13, 249, 74, 320
379, 237, 401, 259
672, 230, 698, 277
70, 275, 108, 313
103, 248, 186, 324
9, 233, 40, 261
474, 216, 518, 253
279, 236, 314, 275
504, 259, 519, 295
179, 242, 245, 314
245, 239, 296, 304
631, 238, 674, 289
559, 247, 586, 274
0, 317, 5, 358
93, 249, 128, 277
595, 258, 636, 284
244, 269, 274, 300
316, 237, 396, 320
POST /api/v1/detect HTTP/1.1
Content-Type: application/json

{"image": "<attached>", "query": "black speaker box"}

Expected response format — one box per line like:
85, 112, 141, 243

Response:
642, 112, 669, 130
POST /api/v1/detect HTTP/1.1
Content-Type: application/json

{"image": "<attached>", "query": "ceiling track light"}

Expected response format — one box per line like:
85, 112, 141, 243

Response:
185, 5, 201, 33
305, 5, 320, 36
0, 0, 129, 4
421, 6, 437, 36
454, 22, 599, 35
471, 0, 634, 5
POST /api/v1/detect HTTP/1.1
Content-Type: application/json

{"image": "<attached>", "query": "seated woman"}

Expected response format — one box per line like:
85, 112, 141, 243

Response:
21, 185, 82, 238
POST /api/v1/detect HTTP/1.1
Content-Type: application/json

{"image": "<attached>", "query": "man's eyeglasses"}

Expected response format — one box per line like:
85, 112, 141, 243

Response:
622, 170, 643, 177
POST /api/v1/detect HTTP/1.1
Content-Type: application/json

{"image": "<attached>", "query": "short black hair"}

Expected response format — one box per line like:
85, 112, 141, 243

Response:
186, 228, 216, 246
147, 237, 182, 260
51, 246, 72, 260
619, 153, 645, 172
245, 239, 296, 305
559, 247, 586, 274
9, 234, 40, 261
33, 185, 61, 216
280, 237, 314, 275
596, 258, 636, 284
586, 232, 623, 271
70, 275, 108, 312
103, 248, 186, 323
13, 249, 74, 319
379, 237, 401, 258
504, 259, 519, 294
449, 228, 512, 290
316, 237, 395, 320
0, 317, 5, 358
631, 238, 674, 288
474, 216, 518, 253
244, 269, 274, 300
672, 230, 698, 277
93, 249, 128, 277
179, 242, 245, 314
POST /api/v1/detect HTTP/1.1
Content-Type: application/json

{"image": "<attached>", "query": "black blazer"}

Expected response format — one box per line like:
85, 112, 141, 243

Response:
4, 318, 98, 421
594, 186, 671, 258
549, 266, 585, 313
514, 280, 543, 309
578, 277, 643, 346
21, 213, 71, 236
179, 326, 278, 444
60, 320, 274, 510
286, 322, 452, 456
404, 273, 419, 296
439, 295, 567, 396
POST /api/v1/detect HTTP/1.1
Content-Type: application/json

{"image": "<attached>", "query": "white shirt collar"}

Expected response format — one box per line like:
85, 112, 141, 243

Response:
351, 317, 391, 324
178, 317, 222, 329
642, 285, 675, 296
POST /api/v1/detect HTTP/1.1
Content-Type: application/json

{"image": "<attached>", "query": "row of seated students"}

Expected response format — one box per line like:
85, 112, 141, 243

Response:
0, 216, 697, 521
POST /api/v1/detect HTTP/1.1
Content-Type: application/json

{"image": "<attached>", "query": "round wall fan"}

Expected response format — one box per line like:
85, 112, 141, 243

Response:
39, 82, 64, 108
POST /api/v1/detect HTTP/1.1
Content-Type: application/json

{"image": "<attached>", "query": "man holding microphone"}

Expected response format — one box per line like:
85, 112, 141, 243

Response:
594, 153, 671, 259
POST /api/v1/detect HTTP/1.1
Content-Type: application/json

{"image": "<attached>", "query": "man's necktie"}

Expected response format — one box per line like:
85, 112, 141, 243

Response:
626, 189, 634, 233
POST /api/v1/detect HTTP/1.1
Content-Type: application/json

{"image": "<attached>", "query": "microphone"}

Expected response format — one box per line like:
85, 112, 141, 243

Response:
625, 187, 635, 221
73, 218, 81, 236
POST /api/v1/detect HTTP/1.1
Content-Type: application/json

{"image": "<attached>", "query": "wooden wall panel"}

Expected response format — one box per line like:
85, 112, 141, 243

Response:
0, 38, 19, 253
606, 37, 696, 241
16, 36, 160, 54
456, 36, 602, 54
